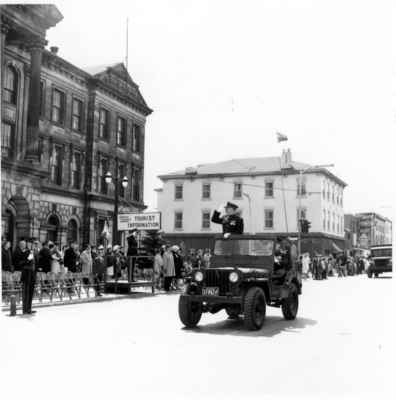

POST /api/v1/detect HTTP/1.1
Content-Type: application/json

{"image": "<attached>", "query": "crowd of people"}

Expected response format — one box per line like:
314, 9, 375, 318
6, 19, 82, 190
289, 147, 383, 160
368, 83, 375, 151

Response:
153, 245, 212, 292
299, 252, 374, 280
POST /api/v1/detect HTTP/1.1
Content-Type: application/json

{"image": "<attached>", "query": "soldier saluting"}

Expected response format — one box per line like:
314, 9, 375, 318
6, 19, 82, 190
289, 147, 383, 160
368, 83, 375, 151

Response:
211, 202, 244, 237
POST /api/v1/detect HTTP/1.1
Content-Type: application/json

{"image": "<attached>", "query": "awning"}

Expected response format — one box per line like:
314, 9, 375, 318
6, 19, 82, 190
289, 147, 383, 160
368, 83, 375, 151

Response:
332, 242, 343, 253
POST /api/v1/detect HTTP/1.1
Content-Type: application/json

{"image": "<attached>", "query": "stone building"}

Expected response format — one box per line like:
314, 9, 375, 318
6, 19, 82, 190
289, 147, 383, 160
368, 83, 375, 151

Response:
1, 5, 152, 247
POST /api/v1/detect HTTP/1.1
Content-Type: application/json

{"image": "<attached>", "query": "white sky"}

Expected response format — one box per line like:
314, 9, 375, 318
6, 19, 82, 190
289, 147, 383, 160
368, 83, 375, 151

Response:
40, 0, 395, 217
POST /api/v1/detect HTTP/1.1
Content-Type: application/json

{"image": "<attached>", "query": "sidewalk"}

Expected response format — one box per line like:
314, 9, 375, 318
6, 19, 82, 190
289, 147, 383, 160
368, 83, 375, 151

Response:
1, 286, 157, 313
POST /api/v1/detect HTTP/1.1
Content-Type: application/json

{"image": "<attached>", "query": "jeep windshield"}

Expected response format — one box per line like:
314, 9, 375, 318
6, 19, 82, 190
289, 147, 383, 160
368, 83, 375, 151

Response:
214, 239, 274, 256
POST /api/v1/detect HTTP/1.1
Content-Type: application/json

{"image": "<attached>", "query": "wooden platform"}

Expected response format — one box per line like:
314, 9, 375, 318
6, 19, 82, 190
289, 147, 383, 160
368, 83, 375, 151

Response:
105, 279, 155, 294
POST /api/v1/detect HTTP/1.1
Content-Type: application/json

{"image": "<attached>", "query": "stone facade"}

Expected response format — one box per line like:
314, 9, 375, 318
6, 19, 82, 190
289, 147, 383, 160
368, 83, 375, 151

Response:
1, 5, 152, 248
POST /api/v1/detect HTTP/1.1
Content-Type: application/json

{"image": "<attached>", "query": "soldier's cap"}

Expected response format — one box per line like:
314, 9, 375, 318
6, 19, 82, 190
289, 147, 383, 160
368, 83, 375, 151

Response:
225, 201, 238, 210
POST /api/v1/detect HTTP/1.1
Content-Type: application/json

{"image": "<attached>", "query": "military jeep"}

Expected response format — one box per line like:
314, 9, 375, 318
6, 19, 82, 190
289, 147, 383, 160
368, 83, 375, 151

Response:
178, 235, 302, 330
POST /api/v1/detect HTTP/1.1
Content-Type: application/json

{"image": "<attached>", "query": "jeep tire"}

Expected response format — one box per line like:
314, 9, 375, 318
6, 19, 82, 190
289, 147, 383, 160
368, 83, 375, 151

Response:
178, 296, 202, 328
281, 283, 299, 320
243, 287, 266, 330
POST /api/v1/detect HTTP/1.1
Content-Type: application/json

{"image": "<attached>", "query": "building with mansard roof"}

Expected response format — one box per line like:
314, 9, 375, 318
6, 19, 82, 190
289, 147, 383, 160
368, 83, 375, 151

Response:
1, 4, 152, 247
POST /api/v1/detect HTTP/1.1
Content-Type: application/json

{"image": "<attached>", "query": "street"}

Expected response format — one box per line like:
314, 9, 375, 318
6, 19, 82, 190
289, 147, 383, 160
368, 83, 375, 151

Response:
1, 274, 394, 400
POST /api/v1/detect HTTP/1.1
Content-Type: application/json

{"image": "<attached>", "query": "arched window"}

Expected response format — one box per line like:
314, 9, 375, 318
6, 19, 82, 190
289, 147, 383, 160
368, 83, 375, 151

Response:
67, 219, 78, 243
3, 65, 18, 104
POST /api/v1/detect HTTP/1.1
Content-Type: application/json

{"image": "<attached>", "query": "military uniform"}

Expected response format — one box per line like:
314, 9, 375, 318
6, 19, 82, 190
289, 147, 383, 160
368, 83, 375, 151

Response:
211, 203, 244, 235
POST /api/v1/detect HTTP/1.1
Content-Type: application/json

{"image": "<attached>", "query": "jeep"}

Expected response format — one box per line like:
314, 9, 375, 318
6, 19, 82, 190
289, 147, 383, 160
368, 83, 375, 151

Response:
178, 235, 302, 330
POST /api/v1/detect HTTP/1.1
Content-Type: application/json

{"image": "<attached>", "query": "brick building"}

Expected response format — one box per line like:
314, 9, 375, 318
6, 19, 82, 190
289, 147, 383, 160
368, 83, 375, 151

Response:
1, 5, 152, 248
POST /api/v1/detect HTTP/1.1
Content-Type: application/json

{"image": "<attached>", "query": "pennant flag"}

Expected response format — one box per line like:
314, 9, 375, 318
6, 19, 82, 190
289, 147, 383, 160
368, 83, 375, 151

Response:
276, 132, 288, 142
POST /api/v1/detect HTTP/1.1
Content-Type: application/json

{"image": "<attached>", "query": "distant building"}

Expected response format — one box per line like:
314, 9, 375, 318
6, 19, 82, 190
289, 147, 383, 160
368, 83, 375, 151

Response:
354, 213, 392, 248
344, 214, 359, 250
1, 5, 152, 247
156, 149, 347, 253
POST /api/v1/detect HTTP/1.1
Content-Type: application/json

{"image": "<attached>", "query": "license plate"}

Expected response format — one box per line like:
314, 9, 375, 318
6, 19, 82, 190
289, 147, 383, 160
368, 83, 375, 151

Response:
202, 287, 219, 296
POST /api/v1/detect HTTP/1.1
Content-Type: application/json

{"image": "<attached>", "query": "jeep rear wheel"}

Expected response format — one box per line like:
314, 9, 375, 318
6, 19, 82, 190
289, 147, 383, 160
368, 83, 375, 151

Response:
281, 283, 299, 320
178, 296, 202, 328
243, 287, 266, 330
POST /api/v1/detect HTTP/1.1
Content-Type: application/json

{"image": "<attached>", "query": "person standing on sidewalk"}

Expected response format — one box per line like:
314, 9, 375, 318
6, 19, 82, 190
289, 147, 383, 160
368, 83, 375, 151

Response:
92, 245, 106, 296
163, 245, 175, 292
13, 239, 36, 315
2, 239, 13, 272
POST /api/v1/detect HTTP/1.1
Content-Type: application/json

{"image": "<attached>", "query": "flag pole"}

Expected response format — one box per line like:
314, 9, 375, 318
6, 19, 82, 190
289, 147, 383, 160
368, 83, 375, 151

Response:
125, 17, 129, 71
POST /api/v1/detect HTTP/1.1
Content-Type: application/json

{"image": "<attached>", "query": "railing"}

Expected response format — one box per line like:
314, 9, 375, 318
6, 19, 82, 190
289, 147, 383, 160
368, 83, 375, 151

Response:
2, 271, 105, 307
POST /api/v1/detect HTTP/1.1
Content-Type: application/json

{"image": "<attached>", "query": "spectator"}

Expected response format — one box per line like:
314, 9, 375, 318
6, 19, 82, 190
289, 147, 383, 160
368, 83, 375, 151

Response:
163, 244, 175, 292
172, 245, 184, 290
31, 239, 41, 267
105, 245, 114, 278
92, 245, 106, 296
80, 244, 93, 286
49, 243, 62, 274
13, 238, 36, 315
203, 248, 212, 269
127, 229, 138, 282
2, 239, 13, 272
153, 248, 164, 290
38, 241, 52, 273
112, 245, 122, 279
64, 242, 79, 273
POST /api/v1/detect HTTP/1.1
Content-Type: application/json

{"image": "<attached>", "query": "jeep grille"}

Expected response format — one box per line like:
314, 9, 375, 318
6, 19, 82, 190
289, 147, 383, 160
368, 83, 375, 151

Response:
204, 269, 230, 295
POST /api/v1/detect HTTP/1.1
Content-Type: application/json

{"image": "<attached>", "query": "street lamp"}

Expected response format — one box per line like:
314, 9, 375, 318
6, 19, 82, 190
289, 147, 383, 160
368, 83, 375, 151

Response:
297, 163, 334, 256
105, 158, 128, 245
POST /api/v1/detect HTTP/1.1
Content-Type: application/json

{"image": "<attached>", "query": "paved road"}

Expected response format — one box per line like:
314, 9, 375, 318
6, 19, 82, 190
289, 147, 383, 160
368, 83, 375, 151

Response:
1, 274, 394, 400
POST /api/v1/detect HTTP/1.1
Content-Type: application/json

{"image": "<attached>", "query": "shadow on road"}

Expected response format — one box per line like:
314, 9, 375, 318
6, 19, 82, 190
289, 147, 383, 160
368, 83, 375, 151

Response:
183, 315, 317, 338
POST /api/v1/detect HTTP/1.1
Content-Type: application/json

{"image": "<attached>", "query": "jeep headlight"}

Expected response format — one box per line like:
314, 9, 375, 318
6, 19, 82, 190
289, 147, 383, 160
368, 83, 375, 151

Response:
229, 271, 239, 283
194, 271, 204, 282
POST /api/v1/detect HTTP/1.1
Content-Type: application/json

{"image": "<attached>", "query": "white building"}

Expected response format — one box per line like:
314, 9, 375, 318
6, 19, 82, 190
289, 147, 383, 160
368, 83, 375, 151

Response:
156, 150, 347, 251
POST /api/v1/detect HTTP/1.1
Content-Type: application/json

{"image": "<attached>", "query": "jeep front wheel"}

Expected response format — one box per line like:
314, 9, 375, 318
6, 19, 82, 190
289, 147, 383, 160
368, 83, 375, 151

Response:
178, 296, 202, 328
243, 287, 266, 330
281, 283, 299, 320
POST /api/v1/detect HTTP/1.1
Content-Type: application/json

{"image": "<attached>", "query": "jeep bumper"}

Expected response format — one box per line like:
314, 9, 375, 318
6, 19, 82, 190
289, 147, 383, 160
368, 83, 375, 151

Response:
180, 294, 242, 304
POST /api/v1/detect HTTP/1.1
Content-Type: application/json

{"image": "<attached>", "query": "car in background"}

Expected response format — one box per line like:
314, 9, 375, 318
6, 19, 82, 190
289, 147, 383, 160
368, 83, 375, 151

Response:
367, 244, 392, 278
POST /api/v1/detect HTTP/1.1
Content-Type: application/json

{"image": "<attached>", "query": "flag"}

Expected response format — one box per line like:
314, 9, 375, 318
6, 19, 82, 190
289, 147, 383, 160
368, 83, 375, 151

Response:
101, 219, 110, 239
276, 132, 288, 142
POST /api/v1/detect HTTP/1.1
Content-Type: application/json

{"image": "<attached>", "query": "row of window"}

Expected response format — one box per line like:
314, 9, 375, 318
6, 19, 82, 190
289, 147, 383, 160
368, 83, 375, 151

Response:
41, 144, 142, 201
322, 209, 344, 235
96, 156, 142, 202
174, 181, 275, 200
322, 180, 343, 206
2, 65, 142, 153
173, 208, 307, 230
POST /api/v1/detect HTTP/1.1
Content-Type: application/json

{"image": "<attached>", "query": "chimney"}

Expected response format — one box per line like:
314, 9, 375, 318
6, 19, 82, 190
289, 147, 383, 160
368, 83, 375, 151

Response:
50, 46, 59, 55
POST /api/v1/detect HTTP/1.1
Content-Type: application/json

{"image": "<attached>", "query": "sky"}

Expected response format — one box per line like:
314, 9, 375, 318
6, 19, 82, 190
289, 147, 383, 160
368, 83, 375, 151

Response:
36, 0, 395, 217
